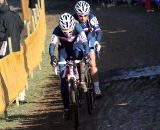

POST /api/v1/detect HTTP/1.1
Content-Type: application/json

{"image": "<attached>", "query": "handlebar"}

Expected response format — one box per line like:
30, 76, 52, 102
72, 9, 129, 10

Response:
53, 60, 81, 75
58, 60, 81, 65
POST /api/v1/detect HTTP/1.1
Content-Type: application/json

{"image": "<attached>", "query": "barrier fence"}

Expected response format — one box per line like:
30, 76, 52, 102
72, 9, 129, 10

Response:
0, 0, 46, 114
21, 0, 31, 22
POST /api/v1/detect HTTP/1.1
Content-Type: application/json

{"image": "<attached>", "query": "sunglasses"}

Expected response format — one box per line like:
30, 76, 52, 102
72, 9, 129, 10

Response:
62, 30, 73, 35
78, 15, 88, 18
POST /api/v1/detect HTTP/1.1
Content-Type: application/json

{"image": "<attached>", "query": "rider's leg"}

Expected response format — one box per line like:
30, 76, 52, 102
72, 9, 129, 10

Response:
89, 50, 102, 95
58, 48, 69, 110
73, 42, 87, 92
88, 36, 102, 96
60, 77, 69, 109
79, 61, 88, 92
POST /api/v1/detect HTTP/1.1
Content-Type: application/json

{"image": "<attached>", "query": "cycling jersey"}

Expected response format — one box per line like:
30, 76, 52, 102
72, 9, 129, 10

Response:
73, 13, 103, 43
49, 23, 89, 57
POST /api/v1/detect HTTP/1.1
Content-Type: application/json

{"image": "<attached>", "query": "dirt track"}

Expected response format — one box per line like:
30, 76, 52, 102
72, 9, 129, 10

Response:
7, 0, 160, 130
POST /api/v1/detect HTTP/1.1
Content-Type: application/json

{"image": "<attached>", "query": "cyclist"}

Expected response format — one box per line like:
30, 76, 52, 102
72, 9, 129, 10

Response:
49, 13, 89, 119
74, 1, 103, 98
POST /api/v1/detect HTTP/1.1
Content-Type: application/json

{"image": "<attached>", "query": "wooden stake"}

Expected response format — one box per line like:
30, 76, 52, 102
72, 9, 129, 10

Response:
8, 37, 12, 53
25, 81, 29, 90
34, 14, 38, 25
27, 21, 30, 36
32, 16, 35, 31
16, 96, 19, 106
35, 4, 40, 17
41, 0, 45, 10
37, 0, 41, 10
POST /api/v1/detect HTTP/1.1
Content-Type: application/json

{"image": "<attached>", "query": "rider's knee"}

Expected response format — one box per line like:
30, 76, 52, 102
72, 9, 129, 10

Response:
90, 62, 98, 72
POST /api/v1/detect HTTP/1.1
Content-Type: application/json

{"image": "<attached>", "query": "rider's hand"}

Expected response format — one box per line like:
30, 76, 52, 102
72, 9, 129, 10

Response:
50, 55, 57, 67
95, 41, 101, 52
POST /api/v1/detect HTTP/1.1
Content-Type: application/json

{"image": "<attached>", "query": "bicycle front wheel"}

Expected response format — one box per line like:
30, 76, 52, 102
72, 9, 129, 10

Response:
70, 79, 79, 130
85, 69, 94, 114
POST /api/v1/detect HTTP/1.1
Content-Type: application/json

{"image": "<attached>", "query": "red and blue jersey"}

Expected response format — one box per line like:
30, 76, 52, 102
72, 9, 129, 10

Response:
73, 13, 103, 43
49, 23, 89, 56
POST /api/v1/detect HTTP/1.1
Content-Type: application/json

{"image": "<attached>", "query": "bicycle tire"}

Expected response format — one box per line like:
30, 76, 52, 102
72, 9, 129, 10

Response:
70, 79, 79, 129
85, 68, 94, 114
68, 85, 72, 120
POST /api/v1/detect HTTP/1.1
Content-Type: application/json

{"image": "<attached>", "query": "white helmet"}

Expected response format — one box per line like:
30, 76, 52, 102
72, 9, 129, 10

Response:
75, 1, 90, 16
59, 13, 75, 30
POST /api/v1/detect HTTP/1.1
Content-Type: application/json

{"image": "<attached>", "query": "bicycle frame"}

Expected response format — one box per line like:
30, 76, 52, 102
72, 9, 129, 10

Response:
54, 59, 95, 128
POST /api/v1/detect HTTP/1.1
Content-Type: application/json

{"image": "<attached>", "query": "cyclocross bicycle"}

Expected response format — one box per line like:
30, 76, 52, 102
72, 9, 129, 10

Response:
55, 59, 82, 130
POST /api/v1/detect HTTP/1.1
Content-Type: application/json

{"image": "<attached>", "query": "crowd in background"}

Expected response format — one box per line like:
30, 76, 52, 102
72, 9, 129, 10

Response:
83, 0, 160, 12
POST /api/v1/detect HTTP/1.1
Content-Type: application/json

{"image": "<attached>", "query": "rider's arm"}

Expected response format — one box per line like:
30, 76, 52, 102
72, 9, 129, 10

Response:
90, 16, 103, 43
79, 31, 89, 54
75, 23, 89, 55
49, 27, 60, 56
49, 34, 58, 56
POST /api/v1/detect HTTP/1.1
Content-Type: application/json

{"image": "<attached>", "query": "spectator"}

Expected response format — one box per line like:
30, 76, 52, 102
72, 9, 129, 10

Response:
0, 2, 26, 104
0, 3, 24, 57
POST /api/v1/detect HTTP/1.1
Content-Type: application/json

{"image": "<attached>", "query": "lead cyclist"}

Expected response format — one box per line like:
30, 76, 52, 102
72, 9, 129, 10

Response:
74, 1, 103, 98
49, 13, 90, 119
